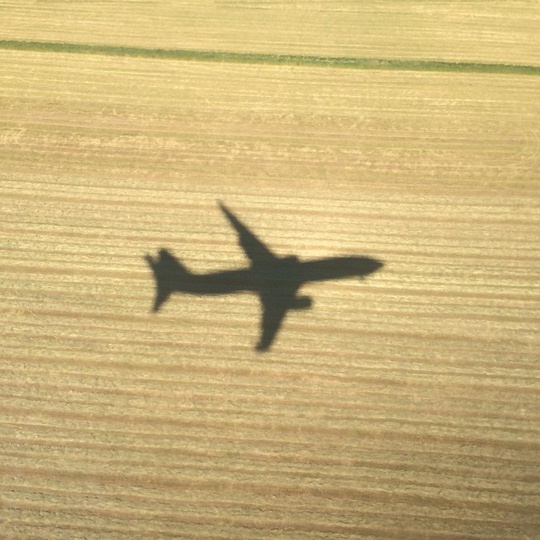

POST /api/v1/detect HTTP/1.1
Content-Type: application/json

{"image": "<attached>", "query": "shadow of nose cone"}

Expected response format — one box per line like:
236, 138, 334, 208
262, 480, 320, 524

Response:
370, 259, 384, 273
355, 257, 383, 277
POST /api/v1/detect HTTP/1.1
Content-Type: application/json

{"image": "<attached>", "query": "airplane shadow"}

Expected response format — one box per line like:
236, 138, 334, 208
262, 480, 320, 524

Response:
146, 202, 383, 351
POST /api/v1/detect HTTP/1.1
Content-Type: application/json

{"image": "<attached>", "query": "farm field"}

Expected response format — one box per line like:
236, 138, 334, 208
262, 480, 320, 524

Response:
1, 2, 539, 539
1, 1, 540, 65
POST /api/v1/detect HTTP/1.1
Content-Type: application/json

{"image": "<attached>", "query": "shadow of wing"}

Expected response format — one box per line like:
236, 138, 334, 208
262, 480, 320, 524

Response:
256, 294, 290, 351
219, 201, 276, 265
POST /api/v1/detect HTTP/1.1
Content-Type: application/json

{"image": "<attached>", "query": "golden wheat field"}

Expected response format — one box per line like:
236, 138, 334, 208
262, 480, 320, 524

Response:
1, 2, 539, 539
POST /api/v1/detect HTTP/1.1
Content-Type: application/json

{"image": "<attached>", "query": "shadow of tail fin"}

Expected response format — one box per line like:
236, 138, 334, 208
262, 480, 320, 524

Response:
145, 249, 188, 312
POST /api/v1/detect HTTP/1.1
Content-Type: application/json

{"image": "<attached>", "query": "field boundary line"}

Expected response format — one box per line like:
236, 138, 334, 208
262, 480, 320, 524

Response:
1, 40, 539, 75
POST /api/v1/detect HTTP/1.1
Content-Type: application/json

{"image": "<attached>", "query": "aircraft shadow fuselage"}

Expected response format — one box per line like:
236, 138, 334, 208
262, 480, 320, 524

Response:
146, 202, 383, 351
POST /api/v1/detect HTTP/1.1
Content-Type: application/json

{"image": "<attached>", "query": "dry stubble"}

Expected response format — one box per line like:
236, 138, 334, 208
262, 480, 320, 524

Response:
1, 5, 539, 540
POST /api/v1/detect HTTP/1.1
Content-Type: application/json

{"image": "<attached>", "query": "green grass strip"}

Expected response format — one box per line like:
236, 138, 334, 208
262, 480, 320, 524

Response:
1, 39, 539, 75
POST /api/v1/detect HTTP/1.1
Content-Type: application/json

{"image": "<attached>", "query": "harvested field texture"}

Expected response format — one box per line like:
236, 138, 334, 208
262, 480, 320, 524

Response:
0, 2, 539, 539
